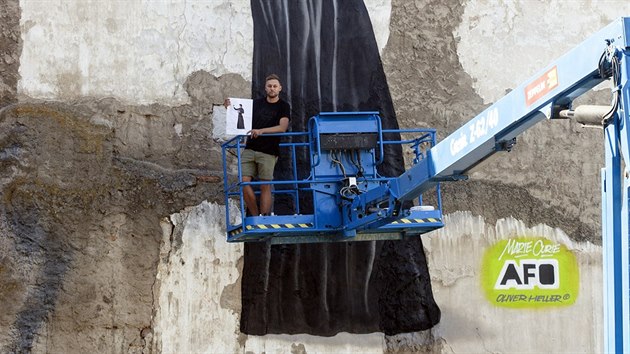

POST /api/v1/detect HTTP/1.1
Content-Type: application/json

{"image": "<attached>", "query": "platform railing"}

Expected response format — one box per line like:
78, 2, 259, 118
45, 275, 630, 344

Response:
221, 128, 441, 234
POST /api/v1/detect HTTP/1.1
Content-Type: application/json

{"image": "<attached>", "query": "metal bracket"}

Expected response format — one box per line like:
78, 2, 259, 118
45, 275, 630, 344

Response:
496, 138, 517, 152
433, 174, 469, 182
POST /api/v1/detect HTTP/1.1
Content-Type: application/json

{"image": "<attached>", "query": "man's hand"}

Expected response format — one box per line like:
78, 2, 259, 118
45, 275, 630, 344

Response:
248, 129, 263, 138
223, 98, 231, 108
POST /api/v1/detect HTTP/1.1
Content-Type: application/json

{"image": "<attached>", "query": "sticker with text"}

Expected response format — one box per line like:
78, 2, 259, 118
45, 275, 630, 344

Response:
449, 108, 499, 156
481, 237, 578, 308
525, 67, 558, 106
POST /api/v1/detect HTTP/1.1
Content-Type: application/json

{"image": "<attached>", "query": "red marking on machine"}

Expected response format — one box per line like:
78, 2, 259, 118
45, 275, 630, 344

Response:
525, 66, 558, 106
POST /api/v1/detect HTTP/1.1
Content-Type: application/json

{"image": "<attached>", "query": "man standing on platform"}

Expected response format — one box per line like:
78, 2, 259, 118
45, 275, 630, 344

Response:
225, 74, 290, 216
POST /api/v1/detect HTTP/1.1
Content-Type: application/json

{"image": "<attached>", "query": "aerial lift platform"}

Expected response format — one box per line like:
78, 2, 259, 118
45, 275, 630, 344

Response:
222, 112, 444, 244
222, 17, 630, 352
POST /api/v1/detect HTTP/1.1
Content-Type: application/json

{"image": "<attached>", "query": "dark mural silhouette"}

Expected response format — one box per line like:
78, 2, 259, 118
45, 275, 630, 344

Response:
241, 0, 441, 335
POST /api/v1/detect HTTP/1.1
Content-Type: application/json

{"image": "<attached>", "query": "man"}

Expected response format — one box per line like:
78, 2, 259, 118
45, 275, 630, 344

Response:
225, 74, 290, 216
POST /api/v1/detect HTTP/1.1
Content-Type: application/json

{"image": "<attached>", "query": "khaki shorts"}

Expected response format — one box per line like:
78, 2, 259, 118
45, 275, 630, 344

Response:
240, 149, 278, 180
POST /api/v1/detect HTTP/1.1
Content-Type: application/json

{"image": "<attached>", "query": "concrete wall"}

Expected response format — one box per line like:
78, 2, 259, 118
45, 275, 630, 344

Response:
155, 203, 603, 353
3, 0, 630, 352
425, 213, 602, 353
456, 0, 630, 104
18, 0, 390, 105
154, 202, 387, 353
19, 0, 254, 104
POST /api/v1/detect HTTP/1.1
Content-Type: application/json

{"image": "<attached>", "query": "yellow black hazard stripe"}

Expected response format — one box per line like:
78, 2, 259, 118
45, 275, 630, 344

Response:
229, 227, 244, 236
391, 218, 440, 224
246, 223, 313, 231
229, 223, 313, 236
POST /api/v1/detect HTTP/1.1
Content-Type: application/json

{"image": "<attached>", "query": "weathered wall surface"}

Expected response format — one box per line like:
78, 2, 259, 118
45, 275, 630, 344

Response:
17, 0, 390, 105
0, 0, 20, 107
153, 202, 387, 353
423, 213, 603, 353
18, 0, 254, 105
383, 0, 630, 243
456, 0, 629, 105
1, 52, 249, 353
157, 205, 602, 353
0, 98, 237, 352
2, 0, 629, 353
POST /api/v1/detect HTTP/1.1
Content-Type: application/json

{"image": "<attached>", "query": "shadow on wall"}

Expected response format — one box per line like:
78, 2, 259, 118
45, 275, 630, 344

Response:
240, 0, 441, 336
3, 208, 71, 353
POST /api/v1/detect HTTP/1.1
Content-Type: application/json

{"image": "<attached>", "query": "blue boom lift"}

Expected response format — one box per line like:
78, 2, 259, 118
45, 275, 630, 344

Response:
223, 112, 444, 243
222, 17, 630, 352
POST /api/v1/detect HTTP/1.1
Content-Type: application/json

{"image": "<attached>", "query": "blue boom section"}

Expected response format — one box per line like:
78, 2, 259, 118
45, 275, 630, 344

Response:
425, 17, 630, 186
601, 17, 630, 353
359, 18, 630, 208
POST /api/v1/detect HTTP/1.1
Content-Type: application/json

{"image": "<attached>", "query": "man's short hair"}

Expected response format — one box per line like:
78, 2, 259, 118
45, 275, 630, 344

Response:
266, 74, 281, 84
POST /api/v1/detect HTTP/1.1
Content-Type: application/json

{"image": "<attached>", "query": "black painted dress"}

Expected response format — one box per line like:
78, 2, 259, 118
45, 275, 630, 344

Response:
241, 0, 441, 336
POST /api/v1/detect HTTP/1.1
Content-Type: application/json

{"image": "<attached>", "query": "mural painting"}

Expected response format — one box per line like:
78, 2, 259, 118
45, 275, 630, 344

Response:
240, 0, 440, 336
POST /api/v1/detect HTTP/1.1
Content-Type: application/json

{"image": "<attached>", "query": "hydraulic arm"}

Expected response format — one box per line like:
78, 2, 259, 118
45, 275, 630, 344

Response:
347, 18, 630, 225
342, 17, 630, 353
222, 18, 630, 351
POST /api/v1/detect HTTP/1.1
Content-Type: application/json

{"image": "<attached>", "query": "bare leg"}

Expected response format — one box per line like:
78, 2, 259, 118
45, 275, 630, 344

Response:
241, 176, 259, 216
259, 180, 273, 215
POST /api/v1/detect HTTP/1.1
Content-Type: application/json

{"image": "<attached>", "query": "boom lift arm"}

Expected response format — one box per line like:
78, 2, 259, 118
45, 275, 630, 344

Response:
222, 18, 630, 351
346, 19, 627, 229
341, 17, 630, 353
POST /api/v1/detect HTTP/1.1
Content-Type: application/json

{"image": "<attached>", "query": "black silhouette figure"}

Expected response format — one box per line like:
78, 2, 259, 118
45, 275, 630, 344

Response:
234, 104, 245, 129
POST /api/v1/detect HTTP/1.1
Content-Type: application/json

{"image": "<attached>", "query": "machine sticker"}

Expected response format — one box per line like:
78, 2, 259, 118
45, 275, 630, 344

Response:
481, 236, 578, 308
449, 107, 499, 156
525, 66, 559, 106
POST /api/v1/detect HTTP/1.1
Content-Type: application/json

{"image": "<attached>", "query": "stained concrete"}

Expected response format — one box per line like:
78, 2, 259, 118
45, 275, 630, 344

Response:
149, 201, 603, 353
0, 73, 244, 351
152, 202, 244, 354
18, 0, 254, 104
424, 212, 602, 353
456, 0, 630, 104
0, 0, 624, 352
0, 0, 20, 107
382, 0, 604, 244
17, 0, 391, 105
